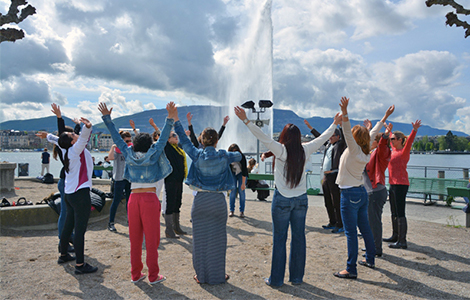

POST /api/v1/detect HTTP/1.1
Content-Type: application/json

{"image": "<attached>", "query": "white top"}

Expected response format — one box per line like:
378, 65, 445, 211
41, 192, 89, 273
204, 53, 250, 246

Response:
246, 122, 336, 198
48, 125, 93, 194
336, 121, 384, 188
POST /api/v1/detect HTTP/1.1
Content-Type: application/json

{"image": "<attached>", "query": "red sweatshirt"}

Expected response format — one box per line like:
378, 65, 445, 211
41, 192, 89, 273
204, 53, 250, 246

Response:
388, 129, 417, 186
366, 136, 391, 189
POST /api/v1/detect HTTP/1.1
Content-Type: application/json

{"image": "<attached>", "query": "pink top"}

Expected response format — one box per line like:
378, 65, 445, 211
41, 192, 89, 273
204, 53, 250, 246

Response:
388, 129, 417, 185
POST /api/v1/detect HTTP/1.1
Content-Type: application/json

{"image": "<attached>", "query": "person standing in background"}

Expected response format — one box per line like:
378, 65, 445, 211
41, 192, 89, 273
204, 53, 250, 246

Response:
41, 148, 50, 176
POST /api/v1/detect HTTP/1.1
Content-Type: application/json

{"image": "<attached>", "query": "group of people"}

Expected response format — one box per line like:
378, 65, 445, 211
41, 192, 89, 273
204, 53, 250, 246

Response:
38, 96, 421, 286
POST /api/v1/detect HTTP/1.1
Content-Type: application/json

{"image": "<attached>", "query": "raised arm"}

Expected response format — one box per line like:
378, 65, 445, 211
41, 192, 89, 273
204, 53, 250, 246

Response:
51, 103, 67, 135
149, 118, 159, 131
234, 106, 284, 157
403, 120, 421, 152
218, 115, 229, 139
129, 119, 139, 135
175, 110, 200, 160
69, 118, 92, 157
304, 113, 342, 155
186, 112, 199, 147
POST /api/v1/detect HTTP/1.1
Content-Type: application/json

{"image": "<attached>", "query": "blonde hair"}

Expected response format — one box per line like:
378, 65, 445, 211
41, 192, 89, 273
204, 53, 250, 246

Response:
393, 131, 407, 146
352, 125, 370, 155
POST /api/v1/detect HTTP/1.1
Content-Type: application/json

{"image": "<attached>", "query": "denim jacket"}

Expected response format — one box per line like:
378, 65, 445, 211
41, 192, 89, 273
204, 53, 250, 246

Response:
102, 114, 173, 183
174, 120, 241, 191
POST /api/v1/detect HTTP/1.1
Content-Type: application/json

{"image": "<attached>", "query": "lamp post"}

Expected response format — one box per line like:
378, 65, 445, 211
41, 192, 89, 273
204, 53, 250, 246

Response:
241, 100, 273, 162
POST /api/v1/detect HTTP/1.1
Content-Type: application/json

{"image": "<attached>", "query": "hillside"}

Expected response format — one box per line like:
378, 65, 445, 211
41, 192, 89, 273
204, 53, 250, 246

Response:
0, 105, 467, 136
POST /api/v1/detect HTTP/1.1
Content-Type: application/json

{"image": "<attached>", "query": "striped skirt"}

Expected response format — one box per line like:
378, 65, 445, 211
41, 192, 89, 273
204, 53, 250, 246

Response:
191, 191, 227, 284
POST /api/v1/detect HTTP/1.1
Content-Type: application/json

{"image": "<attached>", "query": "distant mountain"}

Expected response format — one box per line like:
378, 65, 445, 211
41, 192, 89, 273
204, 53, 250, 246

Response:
1, 105, 468, 137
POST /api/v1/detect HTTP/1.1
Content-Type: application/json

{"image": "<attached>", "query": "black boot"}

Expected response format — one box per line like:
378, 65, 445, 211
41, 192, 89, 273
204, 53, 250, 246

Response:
164, 214, 180, 239
173, 212, 187, 235
389, 217, 407, 249
383, 216, 398, 243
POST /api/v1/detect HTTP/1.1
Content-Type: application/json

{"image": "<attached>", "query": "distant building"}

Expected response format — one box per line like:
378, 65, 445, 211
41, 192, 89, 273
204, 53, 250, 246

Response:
98, 133, 113, 151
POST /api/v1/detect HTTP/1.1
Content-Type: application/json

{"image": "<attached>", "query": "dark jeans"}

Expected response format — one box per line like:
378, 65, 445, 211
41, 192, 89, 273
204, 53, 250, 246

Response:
368, 188, 388, 254
340, 186, 375, 275
322, 173, 342, 227
60, 188, 91, 264
389, 185, 409, 218
165, 180, 183, 215
268, 190, 308, 286
109, 179, 131, 223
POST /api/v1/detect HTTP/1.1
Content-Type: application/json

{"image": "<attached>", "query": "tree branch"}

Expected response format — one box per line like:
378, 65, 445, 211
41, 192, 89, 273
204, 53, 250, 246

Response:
426, 0, 470, 38
0, 27, 25, 43
0, 0, 36, 43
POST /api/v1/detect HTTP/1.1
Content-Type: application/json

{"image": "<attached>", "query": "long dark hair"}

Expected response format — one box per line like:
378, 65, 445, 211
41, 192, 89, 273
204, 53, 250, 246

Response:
58, 132, 74, 173
53, 126, 74, 161
278, 124, 305, 188
228, 143, 242, 154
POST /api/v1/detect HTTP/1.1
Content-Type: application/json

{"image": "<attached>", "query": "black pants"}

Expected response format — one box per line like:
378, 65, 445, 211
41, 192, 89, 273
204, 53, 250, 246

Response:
389, 184, 409, 218
60, 188, 91, 264
165, 180, 183, 215
322, 173, 342, 227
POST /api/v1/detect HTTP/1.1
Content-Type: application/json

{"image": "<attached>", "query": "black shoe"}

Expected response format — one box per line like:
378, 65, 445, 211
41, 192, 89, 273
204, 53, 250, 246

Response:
57, 253, 76, 264
333, 271, 357, 279
75, 263, 98, 274
358, 261, 375, 269
322, 223, 335, 229
108, 222, 117, 232
362, 253, 382, 258
383, 236, 398, 243
332, 227, 344, 233
389, 242, 407, 249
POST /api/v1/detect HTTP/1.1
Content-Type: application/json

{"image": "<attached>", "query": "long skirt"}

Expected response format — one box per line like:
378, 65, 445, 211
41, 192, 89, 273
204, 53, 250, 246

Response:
191, 191, 227, 284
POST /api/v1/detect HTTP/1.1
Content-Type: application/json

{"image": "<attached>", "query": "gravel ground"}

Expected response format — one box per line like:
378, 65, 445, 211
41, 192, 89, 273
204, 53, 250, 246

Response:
0, 180, 469, 300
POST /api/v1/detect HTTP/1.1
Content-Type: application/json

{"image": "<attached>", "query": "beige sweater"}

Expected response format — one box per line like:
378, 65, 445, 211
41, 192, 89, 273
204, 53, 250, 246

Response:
336, 120, 384, 188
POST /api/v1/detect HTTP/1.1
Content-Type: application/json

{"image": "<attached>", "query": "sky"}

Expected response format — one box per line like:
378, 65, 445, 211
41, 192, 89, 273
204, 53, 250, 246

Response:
1, 0, 469, 134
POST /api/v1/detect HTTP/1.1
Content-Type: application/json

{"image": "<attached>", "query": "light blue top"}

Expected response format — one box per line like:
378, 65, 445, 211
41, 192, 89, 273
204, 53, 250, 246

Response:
102, 114, 173, 184
174, 120, 241, 191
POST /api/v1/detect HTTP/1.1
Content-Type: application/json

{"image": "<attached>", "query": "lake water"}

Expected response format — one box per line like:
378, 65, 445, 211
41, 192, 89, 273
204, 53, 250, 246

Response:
1, 151, 469, 179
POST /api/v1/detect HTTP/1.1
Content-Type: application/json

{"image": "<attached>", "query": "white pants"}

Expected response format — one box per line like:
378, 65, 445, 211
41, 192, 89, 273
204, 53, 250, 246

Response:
41, 163, 50, 176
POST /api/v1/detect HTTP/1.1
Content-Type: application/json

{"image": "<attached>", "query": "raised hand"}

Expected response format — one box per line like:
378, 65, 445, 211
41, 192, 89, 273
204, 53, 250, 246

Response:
149, 118, 159, 130
80, 117, 92, 128
35, 131, 48, 139
98, 103, 113, 116
303, 119, 313, 130
412, 120, 422, 131
185, 129, 191, 136
385, 105, 395, 117
234, 106, 247, 121
333, 112, 342, 125
385, 122, 393, 135
51, 103, 61, 118
129, 119, 136, 130
186, 112, 193, 126
339, 97, 349, 115
72, 118, 80, 125
167, 102, 178, 121
223, 115, 230, 126
363, 119, 372, 131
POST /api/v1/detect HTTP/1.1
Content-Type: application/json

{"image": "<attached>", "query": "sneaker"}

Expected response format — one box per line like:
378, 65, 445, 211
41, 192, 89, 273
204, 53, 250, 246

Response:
131, 273, 146, 283
57, 253, 76, 264
332, 227, 344, 233
74, 263, 98, 274
240, 212, 245, 218
108, 222, 117, 232
150, 274, 166, 284
322, 224, 335, 230
229, 211, 234, 217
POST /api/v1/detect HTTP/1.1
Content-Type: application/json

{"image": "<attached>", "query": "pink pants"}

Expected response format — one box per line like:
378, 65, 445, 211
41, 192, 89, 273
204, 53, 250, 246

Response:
128, 192, 161, 282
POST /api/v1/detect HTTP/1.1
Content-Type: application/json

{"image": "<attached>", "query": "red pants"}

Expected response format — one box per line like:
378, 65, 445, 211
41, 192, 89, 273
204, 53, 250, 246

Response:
128, 192, 161, 282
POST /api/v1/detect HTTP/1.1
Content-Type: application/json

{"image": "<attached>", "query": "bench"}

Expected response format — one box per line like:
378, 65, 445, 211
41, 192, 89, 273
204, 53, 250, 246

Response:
447, 187, 470, 228
407, 177, 468, 205
247, 173, 275, 191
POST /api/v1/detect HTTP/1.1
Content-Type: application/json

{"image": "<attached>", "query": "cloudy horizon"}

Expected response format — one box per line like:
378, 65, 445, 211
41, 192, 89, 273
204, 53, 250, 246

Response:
1, 0, 469, 134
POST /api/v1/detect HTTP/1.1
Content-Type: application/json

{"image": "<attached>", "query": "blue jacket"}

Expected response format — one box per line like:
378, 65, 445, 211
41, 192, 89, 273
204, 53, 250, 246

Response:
174, 120, 241, 191
102, 114, 173, 183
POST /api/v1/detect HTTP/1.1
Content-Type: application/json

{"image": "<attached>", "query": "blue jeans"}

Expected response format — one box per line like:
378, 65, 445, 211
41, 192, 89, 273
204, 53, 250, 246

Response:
340, 186, 376, 275
229, 173, 246, 213
109, 179, 131, 223
268, 190, 308, 286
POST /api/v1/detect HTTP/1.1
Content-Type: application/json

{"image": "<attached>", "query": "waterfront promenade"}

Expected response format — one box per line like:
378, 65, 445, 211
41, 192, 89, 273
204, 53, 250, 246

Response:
1, 181, 469, 300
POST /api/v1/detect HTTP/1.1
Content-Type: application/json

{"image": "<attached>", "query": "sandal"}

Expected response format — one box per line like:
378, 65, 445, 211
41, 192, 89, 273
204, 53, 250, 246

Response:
0, 198, 11, 207
358, 260, 375, 269
193, 275, 201, 284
